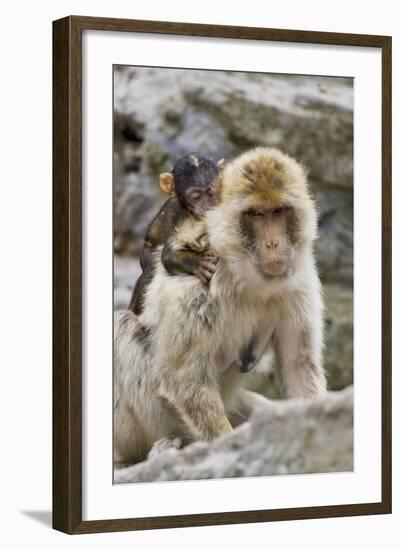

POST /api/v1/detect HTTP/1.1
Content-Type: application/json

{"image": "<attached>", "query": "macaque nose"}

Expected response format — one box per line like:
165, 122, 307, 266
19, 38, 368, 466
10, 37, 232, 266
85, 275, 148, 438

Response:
266, 239, 279, 251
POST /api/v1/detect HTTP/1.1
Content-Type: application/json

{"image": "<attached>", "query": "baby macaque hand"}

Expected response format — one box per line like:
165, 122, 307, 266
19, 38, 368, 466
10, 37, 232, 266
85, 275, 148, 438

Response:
195, 249, 219, 285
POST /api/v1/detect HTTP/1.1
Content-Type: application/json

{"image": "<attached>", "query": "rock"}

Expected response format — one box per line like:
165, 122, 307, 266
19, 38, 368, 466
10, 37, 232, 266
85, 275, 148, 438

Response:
324, 285, 353, 390
315, 188, 353, 285
115, 388, 353, 483
113, 67, 353, 284
113, 255, 141, 309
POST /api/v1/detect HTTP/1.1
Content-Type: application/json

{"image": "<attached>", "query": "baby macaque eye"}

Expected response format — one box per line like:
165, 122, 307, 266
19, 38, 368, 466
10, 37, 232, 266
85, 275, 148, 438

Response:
247, 208, 264, 217
190, 192, 201, 201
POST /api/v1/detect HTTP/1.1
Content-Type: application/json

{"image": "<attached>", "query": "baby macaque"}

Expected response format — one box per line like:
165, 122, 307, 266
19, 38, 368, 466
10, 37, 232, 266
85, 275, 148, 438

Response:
128, 153, 224, 315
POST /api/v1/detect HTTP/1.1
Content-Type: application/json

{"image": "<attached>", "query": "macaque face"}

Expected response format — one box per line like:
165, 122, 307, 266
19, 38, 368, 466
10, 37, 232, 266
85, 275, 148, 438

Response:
183, 186, 216, 219
170, 153, 220, 219
240, 204, 296, 278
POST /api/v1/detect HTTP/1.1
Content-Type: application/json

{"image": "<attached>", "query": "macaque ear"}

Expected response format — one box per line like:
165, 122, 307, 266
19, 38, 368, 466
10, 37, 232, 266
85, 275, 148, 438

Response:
159, 173, 175, 196
217, 158, 225, 172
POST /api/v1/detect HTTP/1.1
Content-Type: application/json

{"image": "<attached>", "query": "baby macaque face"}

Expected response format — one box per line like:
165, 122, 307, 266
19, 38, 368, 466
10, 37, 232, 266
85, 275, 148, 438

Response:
160, 153, 224, 219
183, 184, 215, 219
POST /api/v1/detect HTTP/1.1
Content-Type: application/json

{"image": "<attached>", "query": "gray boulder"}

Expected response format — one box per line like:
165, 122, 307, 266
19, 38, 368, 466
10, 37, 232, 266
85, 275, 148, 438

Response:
115, 387, 353, 483
324, 284, 353, 390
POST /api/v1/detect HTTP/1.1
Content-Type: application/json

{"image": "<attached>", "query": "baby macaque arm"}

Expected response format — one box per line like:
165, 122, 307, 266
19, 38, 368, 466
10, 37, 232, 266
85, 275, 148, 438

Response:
139, 198, 183, 272
162, 241, 218, 285
139, 240, 154, 271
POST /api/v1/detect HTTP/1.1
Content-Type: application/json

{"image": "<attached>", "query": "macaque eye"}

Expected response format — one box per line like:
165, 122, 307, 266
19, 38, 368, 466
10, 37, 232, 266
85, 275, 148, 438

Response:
247, 208, 264, 217
272, 207, 286, 215
190, 192, 201, 201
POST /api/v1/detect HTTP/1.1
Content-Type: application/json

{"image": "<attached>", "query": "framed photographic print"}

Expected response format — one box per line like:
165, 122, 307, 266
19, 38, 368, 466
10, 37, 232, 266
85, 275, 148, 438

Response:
53, 15, 392, 534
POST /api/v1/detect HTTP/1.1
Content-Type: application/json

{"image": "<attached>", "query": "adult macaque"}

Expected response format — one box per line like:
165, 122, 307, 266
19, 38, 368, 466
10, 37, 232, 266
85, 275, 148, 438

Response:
129, 153, 225, 314
115, 147, 326, 464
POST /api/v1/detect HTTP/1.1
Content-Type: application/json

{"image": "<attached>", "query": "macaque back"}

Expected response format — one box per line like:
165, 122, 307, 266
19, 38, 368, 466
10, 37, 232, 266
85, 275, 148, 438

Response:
129, 153, 223, 314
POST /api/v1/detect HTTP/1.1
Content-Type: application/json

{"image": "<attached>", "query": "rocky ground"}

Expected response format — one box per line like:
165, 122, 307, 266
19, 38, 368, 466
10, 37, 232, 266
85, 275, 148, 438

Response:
113, 67, 353, 479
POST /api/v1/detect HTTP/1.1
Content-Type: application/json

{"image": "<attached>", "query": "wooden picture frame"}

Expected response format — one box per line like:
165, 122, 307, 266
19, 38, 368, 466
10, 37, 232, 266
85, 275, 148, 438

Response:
53, 15, 392, 534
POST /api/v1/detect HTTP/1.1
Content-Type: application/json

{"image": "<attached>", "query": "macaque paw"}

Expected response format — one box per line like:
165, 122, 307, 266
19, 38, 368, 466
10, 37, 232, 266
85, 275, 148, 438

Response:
148, 436, 183, 459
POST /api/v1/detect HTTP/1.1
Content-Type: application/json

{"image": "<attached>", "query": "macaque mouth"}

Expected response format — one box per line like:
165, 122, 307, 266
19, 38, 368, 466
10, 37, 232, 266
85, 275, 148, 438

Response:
261, 259, 288, 277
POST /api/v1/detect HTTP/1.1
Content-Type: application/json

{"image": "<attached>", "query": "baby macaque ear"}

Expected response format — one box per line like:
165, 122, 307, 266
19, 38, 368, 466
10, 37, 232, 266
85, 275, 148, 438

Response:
217, 158, 225, 172
159, 172, 175, 196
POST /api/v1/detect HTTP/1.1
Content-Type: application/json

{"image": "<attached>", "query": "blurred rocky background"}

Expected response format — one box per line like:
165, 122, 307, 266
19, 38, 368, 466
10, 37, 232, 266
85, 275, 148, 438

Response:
113, 67, 353, 477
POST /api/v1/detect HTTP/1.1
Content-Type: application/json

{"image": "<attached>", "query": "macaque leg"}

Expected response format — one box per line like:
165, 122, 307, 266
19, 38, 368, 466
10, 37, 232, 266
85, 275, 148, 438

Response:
159, 382, 233, 442
229, 389, 272, 427
275, 320, 326, 399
